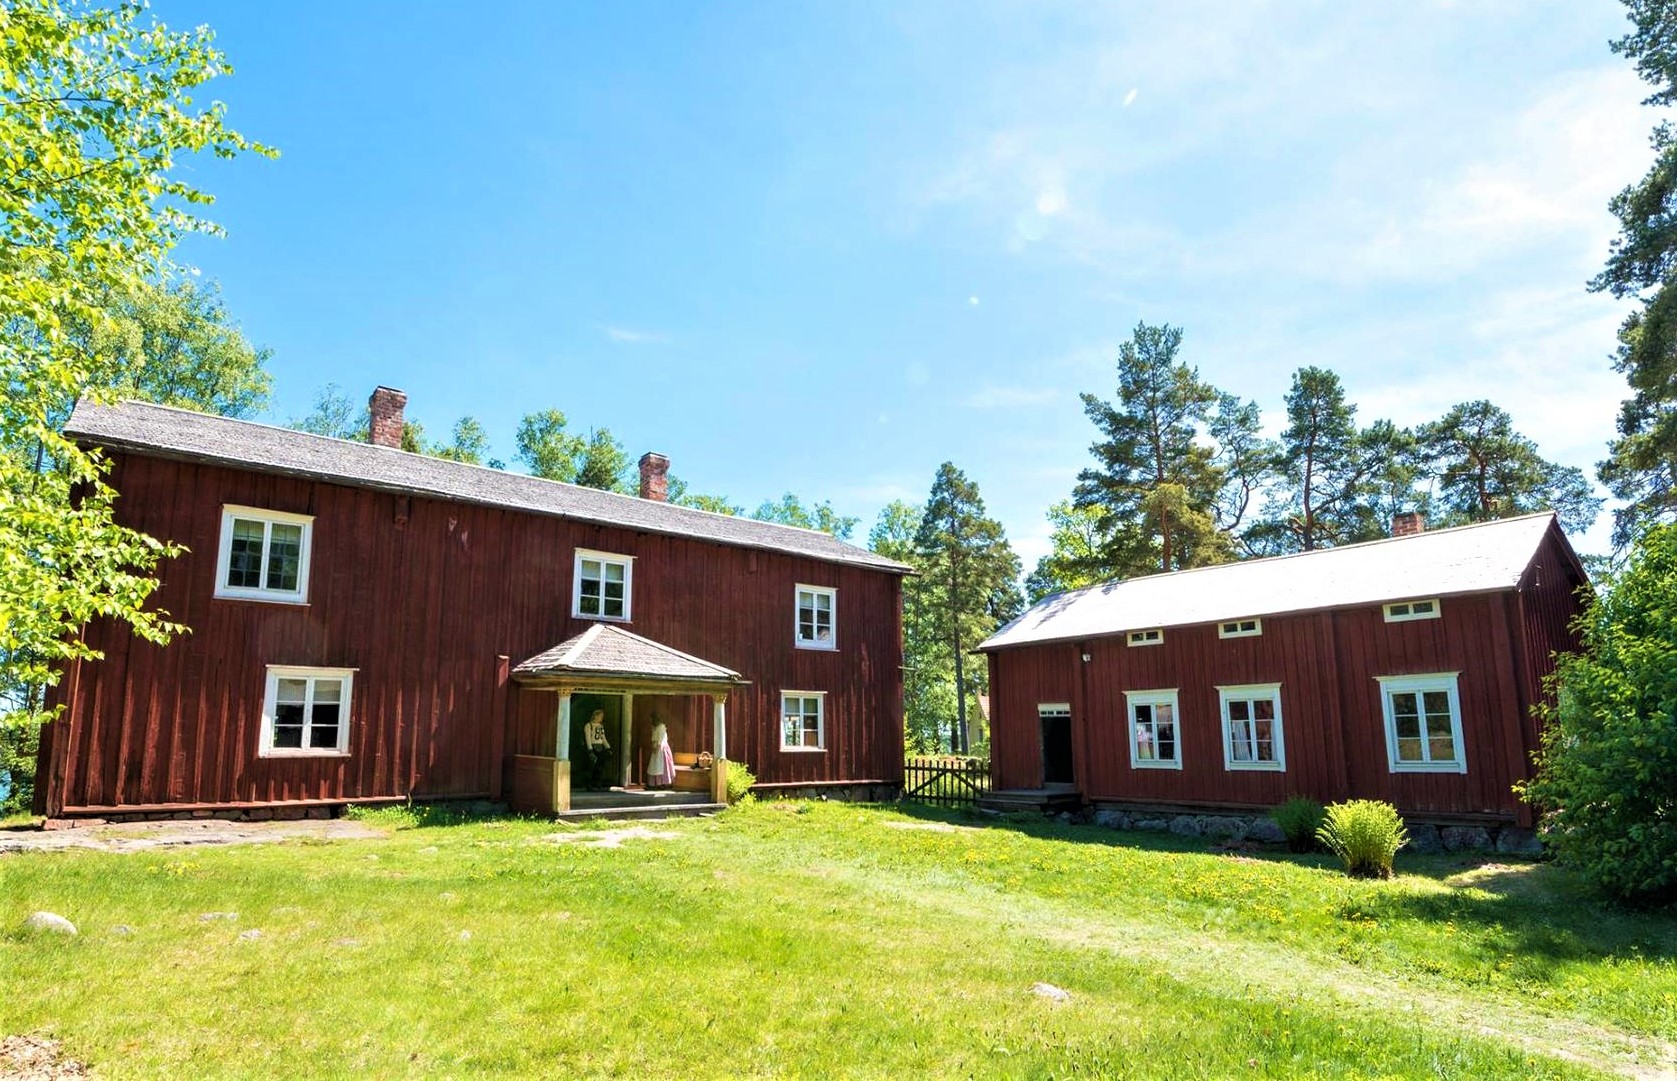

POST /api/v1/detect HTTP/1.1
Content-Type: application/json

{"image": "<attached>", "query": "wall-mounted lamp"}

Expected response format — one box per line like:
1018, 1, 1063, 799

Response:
1081, 653, 1091, 662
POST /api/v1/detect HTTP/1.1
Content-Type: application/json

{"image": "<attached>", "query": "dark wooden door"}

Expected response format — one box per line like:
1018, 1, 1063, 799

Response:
1041, 711, 1074, 786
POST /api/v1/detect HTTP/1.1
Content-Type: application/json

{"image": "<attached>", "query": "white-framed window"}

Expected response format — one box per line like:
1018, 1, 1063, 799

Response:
260, 666, 355, 757
1125, 689, 1182, 769
795, 585, 837, 649
1219, 618, 1262, 639
1218, 683, 1285, 771
1378, 673, 1467, 774
573, 549, 633, 621
781, 691, 826, 751
214, 505, 312, 603
1384, 598, 1440, 623
1128, 628, 1164, 647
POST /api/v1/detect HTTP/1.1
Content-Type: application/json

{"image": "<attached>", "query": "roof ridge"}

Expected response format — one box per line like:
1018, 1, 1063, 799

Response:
558, 623, 604, 667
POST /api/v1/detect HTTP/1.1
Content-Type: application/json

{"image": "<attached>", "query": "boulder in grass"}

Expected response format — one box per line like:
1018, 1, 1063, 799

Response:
1245, 818, 1287, 845
22, 912, 77, 936
1031, 982, 1071, 1002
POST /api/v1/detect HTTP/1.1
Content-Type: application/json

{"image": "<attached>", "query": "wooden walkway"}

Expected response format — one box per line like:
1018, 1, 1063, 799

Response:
557, 789, 724, 822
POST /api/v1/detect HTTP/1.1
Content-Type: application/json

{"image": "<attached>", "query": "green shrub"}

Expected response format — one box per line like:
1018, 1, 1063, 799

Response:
1521, 523, 1677, 906
1317, 800, 1408, 878
1271, 797, 1325, 853
725, 760, 757, 804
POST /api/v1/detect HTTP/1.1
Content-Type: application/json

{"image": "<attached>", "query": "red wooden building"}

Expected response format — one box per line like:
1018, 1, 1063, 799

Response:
979, 513, 1588, 827
36, 389, 908, 818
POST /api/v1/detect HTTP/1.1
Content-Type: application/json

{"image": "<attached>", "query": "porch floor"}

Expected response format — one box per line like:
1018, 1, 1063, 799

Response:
976, 788, 1084, 815
557, 788, 724, 822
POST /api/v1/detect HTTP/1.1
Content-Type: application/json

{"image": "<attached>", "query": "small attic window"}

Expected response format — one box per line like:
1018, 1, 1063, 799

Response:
1384, 599, 1440, 623
1127, 628, 1164, 647
1219, 618, 1262, 639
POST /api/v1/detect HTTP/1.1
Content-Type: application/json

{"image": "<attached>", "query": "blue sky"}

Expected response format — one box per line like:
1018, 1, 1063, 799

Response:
163, 0, 1656, 564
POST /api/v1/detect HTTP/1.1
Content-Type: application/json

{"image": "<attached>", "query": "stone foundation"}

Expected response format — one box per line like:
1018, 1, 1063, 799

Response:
754, 782, 902, 803
1080, 803, 1543, 857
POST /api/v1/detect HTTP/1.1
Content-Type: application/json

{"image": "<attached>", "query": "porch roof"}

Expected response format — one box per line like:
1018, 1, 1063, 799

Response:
512, 624, 746, 690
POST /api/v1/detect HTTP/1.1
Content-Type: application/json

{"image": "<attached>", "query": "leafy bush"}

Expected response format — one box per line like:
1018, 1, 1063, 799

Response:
1271, 797, 1325, 853
1317, 800, 1408, 878
725, 760, 757, 804
1521, 523, 1677, 907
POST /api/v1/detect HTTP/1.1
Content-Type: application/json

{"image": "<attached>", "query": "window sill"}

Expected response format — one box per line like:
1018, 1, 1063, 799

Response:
259, 750, 351, 759
1130, 759, 1183, 770
572, 613, 632, 624
1389, 762, 1467, 774
214, 592, 310, 606
779, 747, 827, 753
794, 642, 839, 652
1223, 762, 1285, 772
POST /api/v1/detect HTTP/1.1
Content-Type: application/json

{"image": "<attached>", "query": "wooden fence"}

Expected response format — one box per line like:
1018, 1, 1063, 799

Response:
901, 756, 991, 808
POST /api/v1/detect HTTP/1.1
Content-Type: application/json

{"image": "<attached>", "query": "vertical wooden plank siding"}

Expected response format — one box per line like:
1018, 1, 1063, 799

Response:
986, 584, 1575, 820
42, 453, 904, 813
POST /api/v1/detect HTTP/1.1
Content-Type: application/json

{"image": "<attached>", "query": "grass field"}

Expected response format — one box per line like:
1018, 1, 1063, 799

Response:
1, 801, 1674, 1079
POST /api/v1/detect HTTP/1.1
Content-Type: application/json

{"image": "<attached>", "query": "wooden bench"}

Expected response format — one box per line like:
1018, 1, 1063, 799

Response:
672, 751, 713, 793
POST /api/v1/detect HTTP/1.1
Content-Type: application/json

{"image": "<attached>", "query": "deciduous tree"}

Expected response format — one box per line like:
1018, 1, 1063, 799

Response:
101, 278, 272, 418
1025, 500, 1109, 601
751, 493, 859, 540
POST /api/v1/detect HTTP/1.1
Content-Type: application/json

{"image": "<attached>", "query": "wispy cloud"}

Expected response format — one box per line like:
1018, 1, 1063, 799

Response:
604, 326, 670, 345
964, 384, 1061, 409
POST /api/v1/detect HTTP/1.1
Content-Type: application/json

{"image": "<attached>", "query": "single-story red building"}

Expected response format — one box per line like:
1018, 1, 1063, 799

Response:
37, 389, 909, 819
978, 513, 1588, 829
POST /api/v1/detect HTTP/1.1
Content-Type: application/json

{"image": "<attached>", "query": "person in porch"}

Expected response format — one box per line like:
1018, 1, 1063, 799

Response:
584, 708, 612, 789
646, 719, 675, 789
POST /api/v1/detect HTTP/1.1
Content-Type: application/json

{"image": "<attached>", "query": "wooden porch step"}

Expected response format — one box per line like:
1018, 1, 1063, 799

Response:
553, 802, 725, 822
977, 789, 1083, 815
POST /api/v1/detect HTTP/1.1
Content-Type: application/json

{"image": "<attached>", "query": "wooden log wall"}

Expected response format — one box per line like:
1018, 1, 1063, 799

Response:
42, 452, 904, 813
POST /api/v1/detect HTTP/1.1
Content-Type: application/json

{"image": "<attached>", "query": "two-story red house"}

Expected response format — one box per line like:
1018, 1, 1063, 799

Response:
979, 513, 1588, 831
36, 388, 908, 819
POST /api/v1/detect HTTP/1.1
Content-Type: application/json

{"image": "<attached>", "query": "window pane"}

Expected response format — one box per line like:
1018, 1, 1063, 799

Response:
1253, 698, 1275, 721
266, 523, 302, 591
313, 679, 341, 704
602, 595, 624, 618
1427, 734, 1456, 761
1228, 700, 1250, 722
1229, 720, 1252, 760
579, 593, 600, 615
272, 701, 304, 748
277, 678, 308, 705
783, 716, 799, 746
228, 519, 265, 588
1157, 721, 1176, 761
1422, 691, 1451, 717
1396, 736, 1425, 762
308, 700, 341, 748
581, 559, 601, 580
604, 562, 625, 584
1392, 693, 1421, 740
1413, 601, 1434, 614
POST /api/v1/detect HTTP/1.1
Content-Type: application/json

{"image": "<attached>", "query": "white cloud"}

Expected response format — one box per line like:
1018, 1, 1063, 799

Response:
1122, 88, 1138, 107
604, 326, 670, 344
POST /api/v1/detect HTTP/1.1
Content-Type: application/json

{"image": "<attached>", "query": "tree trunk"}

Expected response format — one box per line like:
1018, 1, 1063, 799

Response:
952, 620, 967, 755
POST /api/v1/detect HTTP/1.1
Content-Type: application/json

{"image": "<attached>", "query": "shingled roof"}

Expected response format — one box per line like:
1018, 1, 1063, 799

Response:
513, 624, 745, 685
980, 512, 1572, 651
65, 399, 909, 574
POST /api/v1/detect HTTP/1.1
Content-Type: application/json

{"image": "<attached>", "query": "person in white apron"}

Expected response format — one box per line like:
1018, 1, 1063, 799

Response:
646, 721, 675, 788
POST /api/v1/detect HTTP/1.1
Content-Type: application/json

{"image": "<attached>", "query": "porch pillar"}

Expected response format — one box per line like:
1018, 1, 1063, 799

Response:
556, 689, 572, 761
621, 692, 635, 787
712, 694, 728, 760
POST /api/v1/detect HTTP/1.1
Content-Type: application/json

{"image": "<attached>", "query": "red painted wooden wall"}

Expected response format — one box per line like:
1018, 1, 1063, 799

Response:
987, 525, 1588, 824
40, 452, 905, 813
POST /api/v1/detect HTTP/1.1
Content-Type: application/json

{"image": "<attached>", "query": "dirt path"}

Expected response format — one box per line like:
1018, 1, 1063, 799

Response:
0, 818, 384, 855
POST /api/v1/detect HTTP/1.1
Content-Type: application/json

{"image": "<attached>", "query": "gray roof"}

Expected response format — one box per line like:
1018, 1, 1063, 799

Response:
66, 399, 909, 574
513, 624, 744, 684
981, 513, 1568, 651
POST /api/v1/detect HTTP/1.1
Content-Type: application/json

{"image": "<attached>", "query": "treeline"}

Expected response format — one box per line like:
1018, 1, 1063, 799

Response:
1026, 321, 1603, 601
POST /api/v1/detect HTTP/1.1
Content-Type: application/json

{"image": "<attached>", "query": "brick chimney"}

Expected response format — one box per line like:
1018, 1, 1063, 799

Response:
1392, 511, 1425, 537
368, 386, 407, 449
638, 452, 669, 502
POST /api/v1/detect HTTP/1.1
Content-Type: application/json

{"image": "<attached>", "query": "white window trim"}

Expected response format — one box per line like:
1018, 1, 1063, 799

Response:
1037, 703, 1071, 716
1383, 598, 1441, 623
1218, 618, 1262, 639
1217, 682, 1286, 772
1124, 688, 1182, 770
259, 665, 356, 758
1377, 672, 1468, 774
793, 584, 838, 651
214, 505, 313, 604
1127, 628, 1164, 647
780, 691, 827, 752
572, 548, 634, 622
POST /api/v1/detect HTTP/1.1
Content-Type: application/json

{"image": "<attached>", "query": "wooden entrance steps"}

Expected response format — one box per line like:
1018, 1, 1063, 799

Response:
976, 788, 1083, 815
556, 790, 724, 822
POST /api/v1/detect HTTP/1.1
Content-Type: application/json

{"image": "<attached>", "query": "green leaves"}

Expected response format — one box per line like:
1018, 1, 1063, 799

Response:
2, 0, 267, 730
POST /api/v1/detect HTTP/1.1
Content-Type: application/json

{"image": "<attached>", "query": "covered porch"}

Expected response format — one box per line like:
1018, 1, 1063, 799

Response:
506, 624, 746, 815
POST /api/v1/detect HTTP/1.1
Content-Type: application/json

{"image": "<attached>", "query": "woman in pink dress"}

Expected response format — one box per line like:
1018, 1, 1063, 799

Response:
646, 721, 676, 789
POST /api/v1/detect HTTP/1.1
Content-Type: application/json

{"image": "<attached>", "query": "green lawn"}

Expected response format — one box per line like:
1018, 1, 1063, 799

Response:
1, 802, 1673, 1079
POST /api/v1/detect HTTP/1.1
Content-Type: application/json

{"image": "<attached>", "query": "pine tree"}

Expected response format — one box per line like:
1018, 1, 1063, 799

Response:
1418, 401, 1601, 533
